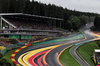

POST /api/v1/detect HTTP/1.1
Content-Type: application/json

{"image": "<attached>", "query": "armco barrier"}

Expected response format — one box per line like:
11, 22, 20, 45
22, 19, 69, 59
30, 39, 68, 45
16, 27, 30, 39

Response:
2, 47, 7, 55
1, 43, 25, 55
1, 37, 51, 56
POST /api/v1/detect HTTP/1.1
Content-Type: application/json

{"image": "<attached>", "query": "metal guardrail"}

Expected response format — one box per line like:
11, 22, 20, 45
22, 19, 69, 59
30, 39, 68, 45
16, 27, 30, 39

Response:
0, 29, 60, 36
0, 29, 61, 32
0, 33, 55, 36
1, 42, 25, 55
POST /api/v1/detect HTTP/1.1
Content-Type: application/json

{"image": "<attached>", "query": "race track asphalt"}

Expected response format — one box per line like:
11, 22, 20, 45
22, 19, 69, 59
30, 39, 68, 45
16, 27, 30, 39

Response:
14, 23, 94, 66
15, 33, 82, 66
45, 24, 95, 66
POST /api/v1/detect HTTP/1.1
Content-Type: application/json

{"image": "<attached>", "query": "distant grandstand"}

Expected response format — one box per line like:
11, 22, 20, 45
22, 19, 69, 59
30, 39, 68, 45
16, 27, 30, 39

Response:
0, 13, 63, 39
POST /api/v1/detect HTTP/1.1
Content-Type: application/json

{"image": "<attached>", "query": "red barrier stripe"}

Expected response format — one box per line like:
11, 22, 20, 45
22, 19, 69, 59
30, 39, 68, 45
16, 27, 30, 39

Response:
30, 42, 34, 43
11, 56, 14, 58
25, 44, 31, 46
18, 48, 23, 50
40, 39, 44, 41
47, 37, 50, 39
13, 52, 17, 54
29, 37, 52, 44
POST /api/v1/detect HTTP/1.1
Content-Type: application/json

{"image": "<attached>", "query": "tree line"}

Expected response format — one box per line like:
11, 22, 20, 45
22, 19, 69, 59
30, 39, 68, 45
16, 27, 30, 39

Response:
91, 15, 100, 31
0, 0, 97, 30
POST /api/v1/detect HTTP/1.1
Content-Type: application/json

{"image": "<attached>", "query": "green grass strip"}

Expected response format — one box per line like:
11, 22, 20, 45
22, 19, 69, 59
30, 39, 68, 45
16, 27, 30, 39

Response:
78, 41, 100, 66
2, 48, 18, 66
59, 47, 80, 66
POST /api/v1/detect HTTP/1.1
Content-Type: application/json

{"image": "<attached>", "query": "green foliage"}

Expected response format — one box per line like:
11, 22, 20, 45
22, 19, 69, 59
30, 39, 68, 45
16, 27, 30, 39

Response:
89, 16, 95, 22
0, 0, 97, 30
79, 15, 87, 25
90, 26, 95, 31
0, 54, 3, 58
66, 20, 73, 29
66, 15, 81, 30
96, 40, 100, 47
78, 41, 100, 66
8, 0, 16, 12
1, 48, 18, 66
94, 15, 100, 31
0, 58, 11, 66
71, 15, 81, 30
2, 58, 7, 63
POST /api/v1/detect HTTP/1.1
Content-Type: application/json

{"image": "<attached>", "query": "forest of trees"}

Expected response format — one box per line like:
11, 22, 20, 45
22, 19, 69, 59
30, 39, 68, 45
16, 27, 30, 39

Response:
0, 0, 97, 30
92, 15, 100, 31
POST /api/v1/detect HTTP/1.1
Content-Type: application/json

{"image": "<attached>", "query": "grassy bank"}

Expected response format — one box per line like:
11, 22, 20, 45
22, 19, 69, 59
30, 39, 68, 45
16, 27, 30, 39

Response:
78, 41, 100, 66
59, 47, 80, 66
2, 48, 18, 66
